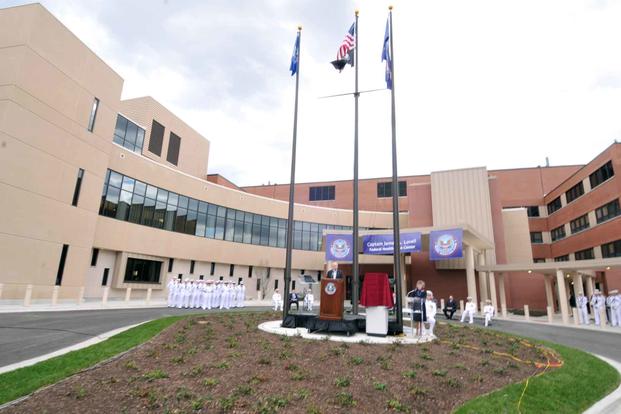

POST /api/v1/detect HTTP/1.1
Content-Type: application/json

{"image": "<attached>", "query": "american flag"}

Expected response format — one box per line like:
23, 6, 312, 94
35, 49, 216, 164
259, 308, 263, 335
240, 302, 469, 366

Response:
336, 22, 356, 63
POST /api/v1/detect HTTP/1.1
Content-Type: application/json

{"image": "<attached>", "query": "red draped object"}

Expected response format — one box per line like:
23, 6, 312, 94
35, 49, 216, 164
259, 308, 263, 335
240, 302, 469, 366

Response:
360, 273, 394, 308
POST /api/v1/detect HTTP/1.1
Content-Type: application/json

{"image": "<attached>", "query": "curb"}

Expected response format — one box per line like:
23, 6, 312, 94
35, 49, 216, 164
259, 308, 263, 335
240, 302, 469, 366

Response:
583, 354, 621, 414
0, 320, 151, 375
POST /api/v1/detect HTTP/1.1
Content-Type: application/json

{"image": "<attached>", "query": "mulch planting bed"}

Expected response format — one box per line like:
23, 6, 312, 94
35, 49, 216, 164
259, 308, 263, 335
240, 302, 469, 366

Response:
3, 312, 561, 413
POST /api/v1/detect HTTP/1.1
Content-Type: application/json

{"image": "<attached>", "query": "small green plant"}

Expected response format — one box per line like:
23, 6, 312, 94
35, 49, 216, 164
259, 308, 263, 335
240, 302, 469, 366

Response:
234, 384, 253, 396
410, 386, 428, 398
335, 377, 350, 387
373, 382, 387, 391
397, 368, 414, 378
330, 347, 346, 356
171, 355, 185, 364
220, 395, 237, 412
387, 399, 408, 412
285, 363, 299, 371
432, 369, 448, 377
451, 342, 461, 350
453, 363, 467, 370
445, 377, 462, 388
175, 386, 193, 401
185, 365, 204, 377
175, 333, 187, 344
191, 398, 205, 411
226, 336, 240, 349
306, 404, 321, 414
335, 392, 355, 407
279, 350, 291, 360
493, 367, 507, 376
350, 356, 364, 365
186, 346, 198, 356
124, 360, 138, 370
258, 356, 271, 365
420, 353, 433, 361
291, 371, 306, 381
144, 369, 168, 381
204, 378, 219, 387
480, 359, 490, 367
249, 375, 267, 385
74, 386, 87, 400
216, 360, 230, 369
294, 388, 310, 401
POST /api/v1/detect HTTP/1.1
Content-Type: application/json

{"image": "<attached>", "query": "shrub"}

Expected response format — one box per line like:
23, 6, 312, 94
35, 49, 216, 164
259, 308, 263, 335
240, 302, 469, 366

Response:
403, 370, 417, 379
336, 392, 355, 407
203, 378, 219, 387
350, 356, 364, 365
387, 399, 408, 412
124, 360, 138, 370
175, 386, 193, 401
374, 382, 387, 391
432, 369, 448, 377
335, 377, 350, 387
144, 369, 168, 381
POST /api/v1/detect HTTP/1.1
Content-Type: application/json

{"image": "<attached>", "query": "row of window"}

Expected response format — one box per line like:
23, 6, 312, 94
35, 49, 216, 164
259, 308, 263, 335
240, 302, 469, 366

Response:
113, 115, 146, 154
545, 239, 621, 262
546, 160, 615, 215
100, 170, 355, 251
147, 119, 181, 166
308, 181, 407, 202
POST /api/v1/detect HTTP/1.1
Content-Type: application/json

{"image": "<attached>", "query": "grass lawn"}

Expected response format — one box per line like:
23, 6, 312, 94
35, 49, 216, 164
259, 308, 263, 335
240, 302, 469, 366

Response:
0, 316, 183, 406
455, 340, 621, 414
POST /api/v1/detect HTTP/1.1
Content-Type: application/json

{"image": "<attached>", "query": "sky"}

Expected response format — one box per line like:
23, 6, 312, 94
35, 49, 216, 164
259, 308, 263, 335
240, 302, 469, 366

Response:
6, 0, 621, 186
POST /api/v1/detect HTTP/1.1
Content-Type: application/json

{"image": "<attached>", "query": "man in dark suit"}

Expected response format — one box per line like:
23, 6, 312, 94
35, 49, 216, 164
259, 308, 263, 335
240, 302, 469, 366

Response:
289, 291, 299, 310
443, 295, 457, 319
326, 261, 343, 279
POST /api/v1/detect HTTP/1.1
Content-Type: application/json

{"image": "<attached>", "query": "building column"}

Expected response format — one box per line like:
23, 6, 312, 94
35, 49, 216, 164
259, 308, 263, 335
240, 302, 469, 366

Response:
477, 252, 489, 303
498, 272, 507, 317
488, 271, 498, 310
555, 269, 570, 324
544, 275, 555, 312
465, 245, 478, 311
572, 274, 584, 296
586, 275, 594, 298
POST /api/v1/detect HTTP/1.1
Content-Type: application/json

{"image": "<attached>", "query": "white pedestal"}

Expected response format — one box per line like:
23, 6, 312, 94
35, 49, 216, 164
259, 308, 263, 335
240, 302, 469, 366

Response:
366, 306, 388, 336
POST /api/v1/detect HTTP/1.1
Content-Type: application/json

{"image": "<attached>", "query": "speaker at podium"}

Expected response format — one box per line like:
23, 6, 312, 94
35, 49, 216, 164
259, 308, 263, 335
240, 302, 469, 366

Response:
319, 278, 345, 320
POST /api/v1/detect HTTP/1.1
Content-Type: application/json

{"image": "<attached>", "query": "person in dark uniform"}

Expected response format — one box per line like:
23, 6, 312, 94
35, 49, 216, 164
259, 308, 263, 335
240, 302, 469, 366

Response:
326, 261, 343, 279
408, 280, 427, 337
289, 291, 299, 310
443, 295, 457, 319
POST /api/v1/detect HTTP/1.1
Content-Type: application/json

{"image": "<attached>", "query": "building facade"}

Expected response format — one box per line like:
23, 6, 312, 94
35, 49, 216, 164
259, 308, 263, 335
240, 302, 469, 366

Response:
1, 4, 620, 314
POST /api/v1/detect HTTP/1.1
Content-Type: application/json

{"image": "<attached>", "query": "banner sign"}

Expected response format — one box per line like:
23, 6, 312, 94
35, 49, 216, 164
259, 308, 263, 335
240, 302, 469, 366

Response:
429, 228, 463, 260
362, 232, 421, 255
325, 233, 353, 262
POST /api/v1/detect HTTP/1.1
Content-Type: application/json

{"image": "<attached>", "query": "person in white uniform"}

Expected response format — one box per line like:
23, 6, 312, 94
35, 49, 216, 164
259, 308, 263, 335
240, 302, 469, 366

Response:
483, 299, 495, 327
576, 293, 589, 325
167, 278, 176, 307
608, 289, 620, 327
460, 296, 476, 324
591, 290, 606, 326
180, 279, 190, 309
238, 282, 245, 308
204, 280, 213, 310
231, 283, 239, 308
304, 289, 314, 312
272, 289, 283, 311
219, 282, 228, 309
424, 290, 437, 337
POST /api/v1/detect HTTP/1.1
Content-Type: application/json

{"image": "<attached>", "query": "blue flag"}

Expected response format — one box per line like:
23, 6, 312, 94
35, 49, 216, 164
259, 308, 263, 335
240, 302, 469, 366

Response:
290, 32, 300, 76
381, 19, 392, 89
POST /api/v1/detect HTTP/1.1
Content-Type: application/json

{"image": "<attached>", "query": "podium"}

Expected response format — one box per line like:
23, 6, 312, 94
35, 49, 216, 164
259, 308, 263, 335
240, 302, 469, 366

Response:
319, 278, 344, 321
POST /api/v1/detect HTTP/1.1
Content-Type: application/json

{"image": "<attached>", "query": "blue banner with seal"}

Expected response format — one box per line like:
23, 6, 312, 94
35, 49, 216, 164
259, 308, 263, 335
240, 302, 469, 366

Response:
429, 228, 463, 260
325, 233, 354, 262
362, 232, 421, 255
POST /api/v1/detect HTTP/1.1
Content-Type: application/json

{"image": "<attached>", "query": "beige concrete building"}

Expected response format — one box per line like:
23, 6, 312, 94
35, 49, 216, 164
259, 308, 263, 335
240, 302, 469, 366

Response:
2, 4, 621, 322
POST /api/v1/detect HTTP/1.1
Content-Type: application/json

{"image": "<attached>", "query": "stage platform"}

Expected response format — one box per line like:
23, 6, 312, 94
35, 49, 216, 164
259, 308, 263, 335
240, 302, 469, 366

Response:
282, 312, 403, 336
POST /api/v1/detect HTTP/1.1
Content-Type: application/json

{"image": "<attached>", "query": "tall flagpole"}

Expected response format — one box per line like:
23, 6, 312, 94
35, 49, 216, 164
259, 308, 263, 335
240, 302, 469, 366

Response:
352, 10, 360, 315
283, 26, 302, 322
388, 6, 403, 333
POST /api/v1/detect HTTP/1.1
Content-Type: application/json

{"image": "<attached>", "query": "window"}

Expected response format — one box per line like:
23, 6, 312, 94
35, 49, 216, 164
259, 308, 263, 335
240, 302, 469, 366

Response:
595, 199, 621, 224
199, 275, 204, 280
589, 161, 614, 189
533, 258, 546, 263
527, 206, 540, 217
551, 225, 566, 242
248, 266, 253, 278
602, 240, 621, 258
124, 258, 162, 283
178, 274, 183, 280
554, 255, 569, 262
574, 248, 594, 261
72, 168, 85, 206
317, 270, 321, 281
565, 182, 584, 204
90, 248, 99, 267
210, 262, 215, 276
166, 132, 181, 165
55, 244, 69, 286
309, 186, 335, 201
168, 258, 174, 273
530, 232, 543, 244
102, 268, 109, 286
190, 260, 195, 274
229, 264, 234, 276
99, 169, 352, 252
113, 114, 145, 153
292, 280, 296, 290
219, 276, 224, 281
274, 279, 279, 289
547, 197, 562, 215
377, 181, 407, 198
148, 120, 165, 156
87, 97, 99, 132
256, 278, 261, 291
570, 214, 590, 234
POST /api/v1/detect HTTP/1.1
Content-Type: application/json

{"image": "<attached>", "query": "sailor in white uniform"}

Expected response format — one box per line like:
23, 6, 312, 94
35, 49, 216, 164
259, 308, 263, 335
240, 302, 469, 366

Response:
272, 289, 283, 311
238, 282, 246, 308
167, 278, 176, 307
591, 290, 606, 326
577, 293, 589, 325
483, 299, 495, 327
460, 296, 476, 324
608, 289, 620, 327
424, 290, 437, 336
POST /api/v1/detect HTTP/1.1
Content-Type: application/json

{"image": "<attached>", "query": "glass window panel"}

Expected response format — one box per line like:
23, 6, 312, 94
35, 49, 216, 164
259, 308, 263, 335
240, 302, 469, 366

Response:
103, 185, 120, 217
116, 190, 132, 220
128, 194, 144, 224
104, 169, 111, 184
164, 203, 176, 231
125, 122, 138, 145
260, 225, 270, 245
198, 201, 208, 214
141, 197, 155, 226
153, 202, 166, 228
270, 217, 279, 227
113, 134, 124, 146
167, 192, 179, 207
217, 206, 227, 217
145, 184, 157, 199
178, 195, 189, 209
293, 230, 302, 250
208, 203, 217, 216
302, 222, 311, 232
302, 232, 311, 250
234, 220, 244, 242
310, 223, 319, 232
235, 210, 244, 221
252, 223, 261, 244
279, 218, 287, 228
310, 232, 319, 251
114, 116, 128, 138
136, 129, 145, 150
206, 214, 216, 238
108, 171, 123, 188
196, 213, 207, 237
225, 218, 235, 241
244, 212, 254, 223
185, 210, 197, 235
121, 176, 135, 192
243, 222, 252, 243
134, 180, 146, 196
269, 226, 278, 247
215, 217, 225, 239
123, 139, 134, 151
262, 215, 271, 226
278, 227, 286, 248
294, 221, 302, 230
188, 198, 198, 212
156, 189, 169, 203
175, 208, 187, 232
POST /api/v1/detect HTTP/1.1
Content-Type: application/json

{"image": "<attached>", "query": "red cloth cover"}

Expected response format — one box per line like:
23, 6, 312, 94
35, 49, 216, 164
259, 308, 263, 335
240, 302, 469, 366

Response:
360, 273, 394, 308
